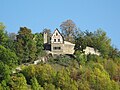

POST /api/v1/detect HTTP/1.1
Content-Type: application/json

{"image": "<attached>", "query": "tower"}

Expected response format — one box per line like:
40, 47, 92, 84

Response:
44, 32, 47, 44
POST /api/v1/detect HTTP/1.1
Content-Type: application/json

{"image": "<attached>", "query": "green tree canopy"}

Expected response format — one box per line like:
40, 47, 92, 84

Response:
9, 74, 28, 90
0, 23, 8, 46
75, 29, 112, 58
0, 62, 11, 83
34, 33, 45, 57
0, 45, 18, 68
16, 27, 37, 64
31, 77, 42, 90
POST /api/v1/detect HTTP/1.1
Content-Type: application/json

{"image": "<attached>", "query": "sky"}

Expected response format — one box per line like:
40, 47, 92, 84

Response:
0, 0, 120, 50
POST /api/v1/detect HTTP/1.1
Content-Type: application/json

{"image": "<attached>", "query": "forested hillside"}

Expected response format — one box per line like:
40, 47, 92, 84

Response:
0, 21, 120, 90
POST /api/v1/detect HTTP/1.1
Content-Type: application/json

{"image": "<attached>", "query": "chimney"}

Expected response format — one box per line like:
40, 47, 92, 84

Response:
44, 32, 47, 44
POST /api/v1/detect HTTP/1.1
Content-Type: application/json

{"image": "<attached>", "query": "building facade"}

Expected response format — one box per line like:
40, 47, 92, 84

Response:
44, 29, 75, 55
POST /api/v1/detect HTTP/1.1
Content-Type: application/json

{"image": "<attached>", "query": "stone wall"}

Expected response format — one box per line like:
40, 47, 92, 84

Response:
63, 41, 75, 54
83, 46, 100, 56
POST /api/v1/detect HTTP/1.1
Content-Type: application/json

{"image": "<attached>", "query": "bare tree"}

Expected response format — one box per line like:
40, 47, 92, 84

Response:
60, 19, 77, 42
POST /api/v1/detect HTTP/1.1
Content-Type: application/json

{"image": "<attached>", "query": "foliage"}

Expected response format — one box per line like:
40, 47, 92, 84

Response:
0, 80, 10, 90
1, 55, 120, 90
0, 22, 120, 90
93, 29, 111, 58
60, 19, 77, 42
75, 29, 112, 58
22, 64, 56, 86
74, 30, 87, 51
0, 62, 11, 83
16, 27, 37, 64
77, 80, 90, 90
103, 60, 120, 82
0, 45, 18, 68
0, 23, 8, 46
5, 33, 16, 52
108, 46, 120, 59
74, 51, 87, 65
31, 77, 42, 90
9, 74, 28, 90
22, 65, 36, 83
0, 25, 16, 53
34, 33, 45, 57
44, 83, 56, 90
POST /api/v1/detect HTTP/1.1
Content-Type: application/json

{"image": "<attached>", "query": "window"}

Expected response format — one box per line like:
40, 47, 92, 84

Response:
53, 47, 56, 50
56, 33, 58, 36
54, 39, 56, 42
58, 39, 60, 42
53, 47, 61, 50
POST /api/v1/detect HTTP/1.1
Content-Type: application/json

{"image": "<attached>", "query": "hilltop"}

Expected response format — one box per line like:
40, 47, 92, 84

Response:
0, 20, 120, 90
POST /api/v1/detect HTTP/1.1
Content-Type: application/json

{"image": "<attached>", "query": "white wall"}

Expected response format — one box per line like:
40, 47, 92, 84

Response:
51, 29, 63, 43
83, 46, 100, 56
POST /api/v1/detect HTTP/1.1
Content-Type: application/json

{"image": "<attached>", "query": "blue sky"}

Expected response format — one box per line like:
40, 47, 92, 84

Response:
0, 0, 120, 49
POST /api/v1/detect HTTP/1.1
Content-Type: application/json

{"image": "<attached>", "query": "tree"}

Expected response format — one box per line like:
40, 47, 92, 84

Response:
84, 30, 94, 47
77, 80, 90, 90
10, 74, 28, 90
36, 64, 56, 86
5, 33, 16, 52
22, 65, 36, 83
103, 60, 119, 81
16, 27, 37, 64
22, 64, 56, 86
60, 19, 77, 42
0, 23, 8, 46
74, 51, 87, 65
74, 31, 87, 52
31, 77, 42, 90
0, 45, 18, 68
0, 84, 2, 90
0, 24, 16, 52
0, 80, 10, 90
34, 33, 45, 57
108, 46, 120, 59
93, 29, 111, 58
55, 68, 72, 89
75, 29, 111, 58
0, 62, 11, 83
44, 83, 56, 90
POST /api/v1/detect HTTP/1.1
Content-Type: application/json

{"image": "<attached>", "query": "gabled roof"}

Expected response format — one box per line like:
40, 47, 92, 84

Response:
52, 28, 64, 40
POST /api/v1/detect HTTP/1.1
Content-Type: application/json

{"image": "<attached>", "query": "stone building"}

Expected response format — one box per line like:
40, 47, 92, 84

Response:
44, 29, 75, 55
83, 46, 100, 56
